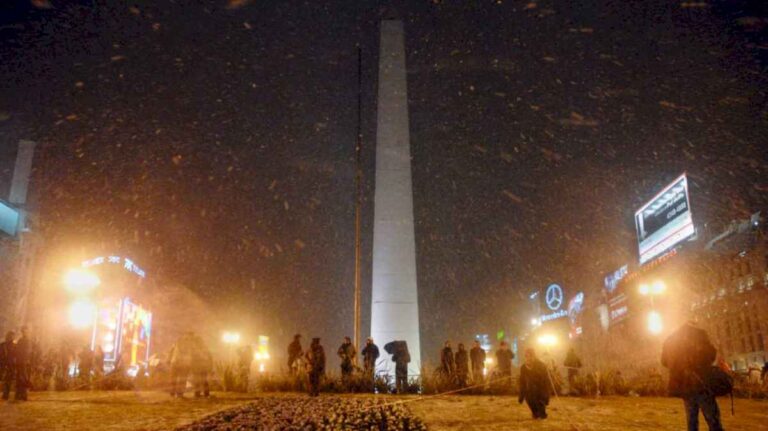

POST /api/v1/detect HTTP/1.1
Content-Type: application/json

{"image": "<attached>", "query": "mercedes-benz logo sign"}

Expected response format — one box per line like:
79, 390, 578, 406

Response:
546, 284, 563, 311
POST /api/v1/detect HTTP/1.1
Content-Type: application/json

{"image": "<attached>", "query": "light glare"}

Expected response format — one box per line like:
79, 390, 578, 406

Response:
537, 334, 558, 347
222, 331, 241, 344
648, 311, 663, 334
64, 269, 100, 294
68, 300, 96, 328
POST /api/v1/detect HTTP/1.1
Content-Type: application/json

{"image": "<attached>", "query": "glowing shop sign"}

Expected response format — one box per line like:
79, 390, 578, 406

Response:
545, 284, 564, 311
82, 255, 146, 278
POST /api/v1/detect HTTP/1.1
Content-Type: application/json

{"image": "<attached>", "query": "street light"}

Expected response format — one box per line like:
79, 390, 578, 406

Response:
222, 331, 241, 344
648, 310, 663, 335
537, 334, 558, 347
639, 280, 666, 296
64, 269, 100, 295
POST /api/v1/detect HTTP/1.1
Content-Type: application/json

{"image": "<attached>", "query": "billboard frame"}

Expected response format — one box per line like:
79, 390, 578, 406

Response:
634, 173, 695, 265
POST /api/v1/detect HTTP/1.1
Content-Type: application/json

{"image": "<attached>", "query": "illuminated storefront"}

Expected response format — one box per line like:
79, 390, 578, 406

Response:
91, 297, 152, 375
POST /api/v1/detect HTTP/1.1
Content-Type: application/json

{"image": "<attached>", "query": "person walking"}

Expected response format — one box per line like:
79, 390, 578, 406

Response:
440, 341, 455, 382
305, 338, 325, 397
518, 348, 551, 420
1, 331, 15, 401
13, 326, 31, 401
661, 322, 724, 431
564, 347, 582, 390
469, 340, 486, 382
168, 332, 193, 397
287, 334, 303, 375
495, 341, 514, 379
455, 343, 469, 388
337, 336, 357, 385
361, 337, 379, 382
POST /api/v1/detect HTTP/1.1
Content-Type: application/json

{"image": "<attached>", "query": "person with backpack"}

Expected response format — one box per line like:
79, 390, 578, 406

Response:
661, 322, 724, 431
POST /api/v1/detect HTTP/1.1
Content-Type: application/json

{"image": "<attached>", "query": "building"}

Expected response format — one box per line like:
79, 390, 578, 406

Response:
691, 214, 767, 371
586, 212, 767, 373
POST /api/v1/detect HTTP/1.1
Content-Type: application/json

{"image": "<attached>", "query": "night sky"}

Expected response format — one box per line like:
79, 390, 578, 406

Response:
1, 0, 766, 364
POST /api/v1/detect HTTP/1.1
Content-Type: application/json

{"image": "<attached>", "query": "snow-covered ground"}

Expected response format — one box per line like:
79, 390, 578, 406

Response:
409, 395, 767, 430
1, 391, 765, 430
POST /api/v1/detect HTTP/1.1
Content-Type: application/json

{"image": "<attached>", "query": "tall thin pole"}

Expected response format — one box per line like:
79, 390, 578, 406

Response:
353, 46, 363, 349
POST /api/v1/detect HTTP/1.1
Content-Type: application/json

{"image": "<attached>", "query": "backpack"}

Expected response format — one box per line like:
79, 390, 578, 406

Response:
706, 366, 734, 397
706, 366, 735, 416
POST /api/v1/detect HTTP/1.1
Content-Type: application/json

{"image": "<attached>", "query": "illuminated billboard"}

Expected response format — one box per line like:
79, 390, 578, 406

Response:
92, 297, 152, 375
635, 174, 694, 264
604, 265, 628, 294
567, 292, 585, 338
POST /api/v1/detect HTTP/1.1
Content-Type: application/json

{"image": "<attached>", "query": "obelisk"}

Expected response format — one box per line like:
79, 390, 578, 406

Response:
370, 20, 421, 376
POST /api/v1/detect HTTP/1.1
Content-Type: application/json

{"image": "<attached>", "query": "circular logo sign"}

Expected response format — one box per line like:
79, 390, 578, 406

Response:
546, 284, 564, 311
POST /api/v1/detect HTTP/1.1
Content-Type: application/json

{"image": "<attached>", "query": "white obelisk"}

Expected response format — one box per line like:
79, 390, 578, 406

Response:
370, 20, 421, 376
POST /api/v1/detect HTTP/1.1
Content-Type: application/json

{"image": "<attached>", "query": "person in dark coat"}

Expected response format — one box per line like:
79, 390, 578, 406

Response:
361, 337, 380, 379
518, 348, 551, 419
1, 331, 15, 400
454, 343, 469, 388
337, 336, 357, 385
564, 348, 582, 388
305, 338, 325, 396
440, 341, 455, 380
495, 341, 514, 379
469, 340, 486, 382
661, 322, 723, 431
385, 340, 410, 394
287, 334, 303, 374
13, 326, 31, 401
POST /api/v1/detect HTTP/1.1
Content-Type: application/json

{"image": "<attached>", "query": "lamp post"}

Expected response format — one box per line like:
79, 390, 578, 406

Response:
222, 331, 241, 345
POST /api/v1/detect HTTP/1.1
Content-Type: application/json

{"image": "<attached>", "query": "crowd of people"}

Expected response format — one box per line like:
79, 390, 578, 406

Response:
286, 335, 386, 396
4, 321, 767, 430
